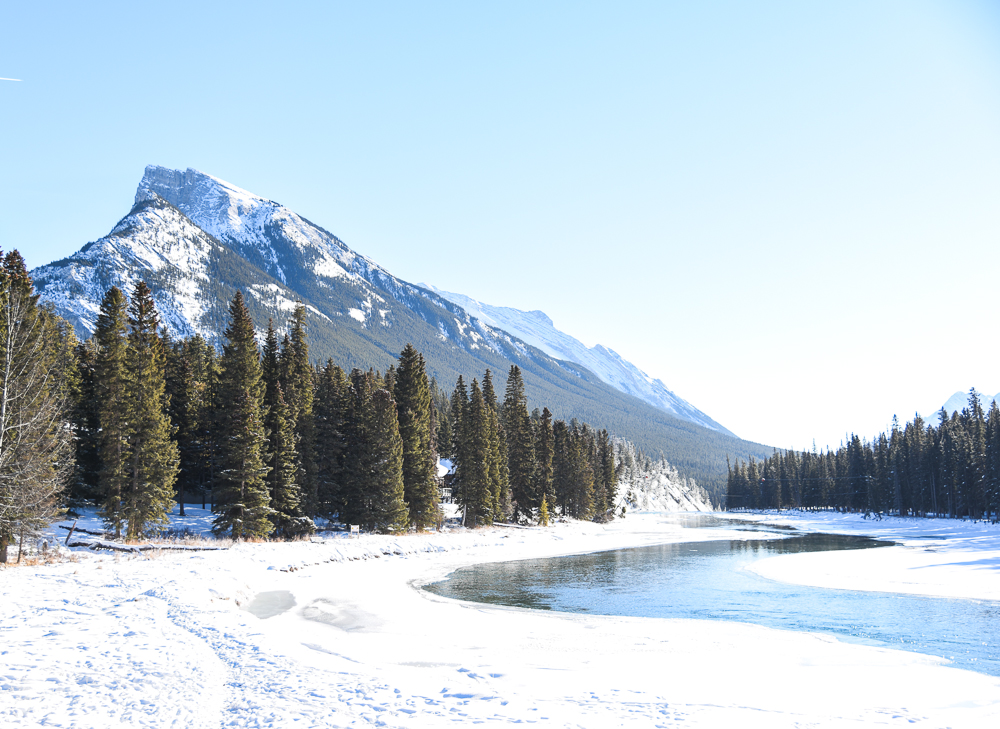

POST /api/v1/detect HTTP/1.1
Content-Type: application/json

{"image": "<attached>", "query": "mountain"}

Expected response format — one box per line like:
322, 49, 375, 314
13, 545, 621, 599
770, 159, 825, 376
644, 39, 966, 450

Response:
420, 285, 732, 435
920, 391, 1000, 424
32, 166, 774, 501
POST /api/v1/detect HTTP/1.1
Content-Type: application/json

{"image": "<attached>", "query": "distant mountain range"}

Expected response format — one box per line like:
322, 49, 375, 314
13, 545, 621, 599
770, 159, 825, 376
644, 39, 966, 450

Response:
31, 166, 773, 500
420, 285, 733, 436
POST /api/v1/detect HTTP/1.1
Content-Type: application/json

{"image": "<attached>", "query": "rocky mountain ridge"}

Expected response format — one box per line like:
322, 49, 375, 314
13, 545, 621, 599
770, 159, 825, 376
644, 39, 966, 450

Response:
422, 284, 731, 435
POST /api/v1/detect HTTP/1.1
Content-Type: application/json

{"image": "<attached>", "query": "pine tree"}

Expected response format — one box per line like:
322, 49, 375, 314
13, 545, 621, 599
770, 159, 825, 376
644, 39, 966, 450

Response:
383, 364, 397, 397
262, 321, 282, 406
214, 292, 273, 539
195, 339, 221, 509
69, 339, 101, 505
365, 387, 409, 533
122, 281, 179, 539
436, 401, 453, 462
340, 369, 408, 532
279, 304, 317, 516
597, 429, 617, 518
987, 402, 1000, 521
394, 344, 438, 530
534, 407, 555, 510
340, 368, 375, 528
266, 382, 303, 537
552, 419, 571, 514
263, 321, 306, 537
164, 336, 189, 515
179, 335, 217, 509
502, 365, 536, 523
964, 388, 988, 520
95, 286, 130, 538
568, 425, 595, 519
481, 370, 509, 520
460, 379, 493, 527
448, 376, 469, 508
314, 359, 347, 520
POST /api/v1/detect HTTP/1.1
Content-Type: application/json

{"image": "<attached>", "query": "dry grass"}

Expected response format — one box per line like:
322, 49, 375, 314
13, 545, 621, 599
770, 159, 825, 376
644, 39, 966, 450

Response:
1, 548, 80, 568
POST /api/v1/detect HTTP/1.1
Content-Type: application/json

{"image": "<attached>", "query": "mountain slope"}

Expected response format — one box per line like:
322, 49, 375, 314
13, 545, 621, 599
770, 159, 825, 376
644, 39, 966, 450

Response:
421, 285, 732, 435
32, 166, 774, 501
919, 391, 1000, 425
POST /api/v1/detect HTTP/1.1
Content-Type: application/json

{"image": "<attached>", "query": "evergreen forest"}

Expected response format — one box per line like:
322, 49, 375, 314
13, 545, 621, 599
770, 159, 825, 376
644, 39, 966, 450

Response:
1, 260, 632, 559
726, 390, 1000, 521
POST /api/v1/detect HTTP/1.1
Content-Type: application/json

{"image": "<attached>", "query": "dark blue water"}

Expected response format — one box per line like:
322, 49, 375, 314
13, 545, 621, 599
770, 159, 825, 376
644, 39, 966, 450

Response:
425, 515, 1000, 676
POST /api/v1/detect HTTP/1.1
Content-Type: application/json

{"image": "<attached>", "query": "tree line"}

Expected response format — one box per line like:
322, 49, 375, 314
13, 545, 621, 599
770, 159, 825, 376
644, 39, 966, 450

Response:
437, 369, 618, 527
1, 259, 623, 559
726, 389, 1000, 521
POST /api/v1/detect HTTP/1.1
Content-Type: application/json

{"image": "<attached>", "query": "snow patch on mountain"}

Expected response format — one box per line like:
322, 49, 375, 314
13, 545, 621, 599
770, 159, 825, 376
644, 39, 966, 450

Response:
247, 283, 298, 313
305, 305, 331, 322
423, 285, 732, 435
32, 195, 216, 338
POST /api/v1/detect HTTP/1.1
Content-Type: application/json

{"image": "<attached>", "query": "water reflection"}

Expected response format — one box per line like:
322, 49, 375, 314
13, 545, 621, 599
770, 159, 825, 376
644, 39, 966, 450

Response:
426, 530, 1000, 676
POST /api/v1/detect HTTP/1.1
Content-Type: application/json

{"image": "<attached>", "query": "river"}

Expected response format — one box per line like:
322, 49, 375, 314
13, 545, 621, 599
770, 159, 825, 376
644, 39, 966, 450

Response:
425, 515, 1000, 676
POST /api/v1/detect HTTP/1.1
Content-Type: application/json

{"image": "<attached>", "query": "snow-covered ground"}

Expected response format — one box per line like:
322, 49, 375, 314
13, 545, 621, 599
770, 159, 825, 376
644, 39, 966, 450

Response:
722, 510, 1000, 602
3, 507, 1000, 728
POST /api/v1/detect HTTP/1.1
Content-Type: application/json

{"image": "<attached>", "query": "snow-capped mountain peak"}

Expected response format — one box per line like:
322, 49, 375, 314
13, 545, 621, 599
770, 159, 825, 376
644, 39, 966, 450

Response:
139, 165, 384, 289
33, 193, 224, 339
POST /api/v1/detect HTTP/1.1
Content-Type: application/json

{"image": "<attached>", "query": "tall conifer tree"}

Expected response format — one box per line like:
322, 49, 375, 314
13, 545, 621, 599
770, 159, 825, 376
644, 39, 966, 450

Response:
70, 338, 101, 505
314, 359, 348, 519
394, 344, 438, 530
340, 368, 375, 528
502, 366, 536, 523
534, 407, 555, 511
95, 287, 130, 538
481, 369, 509, 519
340, 369, 408, 532
263, 321, 305, 537
365, 387, 409, 533
448, 376, 469, 507
123, 282, 179, 539
214, 292, 273, 539
597, 429, 617, 518
281, 304, 317, 514
460, 379, 493, 526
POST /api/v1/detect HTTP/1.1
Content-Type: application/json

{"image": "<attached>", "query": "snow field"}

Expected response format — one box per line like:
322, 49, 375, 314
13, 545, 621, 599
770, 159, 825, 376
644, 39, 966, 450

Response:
726, 510, 1000, 601
2, 510, 1000, 727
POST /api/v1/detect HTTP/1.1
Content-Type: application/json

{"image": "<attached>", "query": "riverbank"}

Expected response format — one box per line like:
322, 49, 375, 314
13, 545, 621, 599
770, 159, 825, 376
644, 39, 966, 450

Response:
724, 510, 1000, 601
2, 509, 1000, 727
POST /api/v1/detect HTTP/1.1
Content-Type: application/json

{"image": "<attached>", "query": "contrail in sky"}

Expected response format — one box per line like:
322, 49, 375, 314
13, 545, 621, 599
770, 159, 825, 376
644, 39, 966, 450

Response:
1, 77, 23, 81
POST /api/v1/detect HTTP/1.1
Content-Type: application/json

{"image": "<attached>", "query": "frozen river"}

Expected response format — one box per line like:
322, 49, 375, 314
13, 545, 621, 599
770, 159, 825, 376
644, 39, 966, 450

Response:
426, 514, 1000, 676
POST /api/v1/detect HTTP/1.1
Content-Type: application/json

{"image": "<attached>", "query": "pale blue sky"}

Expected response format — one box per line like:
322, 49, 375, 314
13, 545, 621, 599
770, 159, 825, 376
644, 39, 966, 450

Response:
3, 1, 1000, 451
